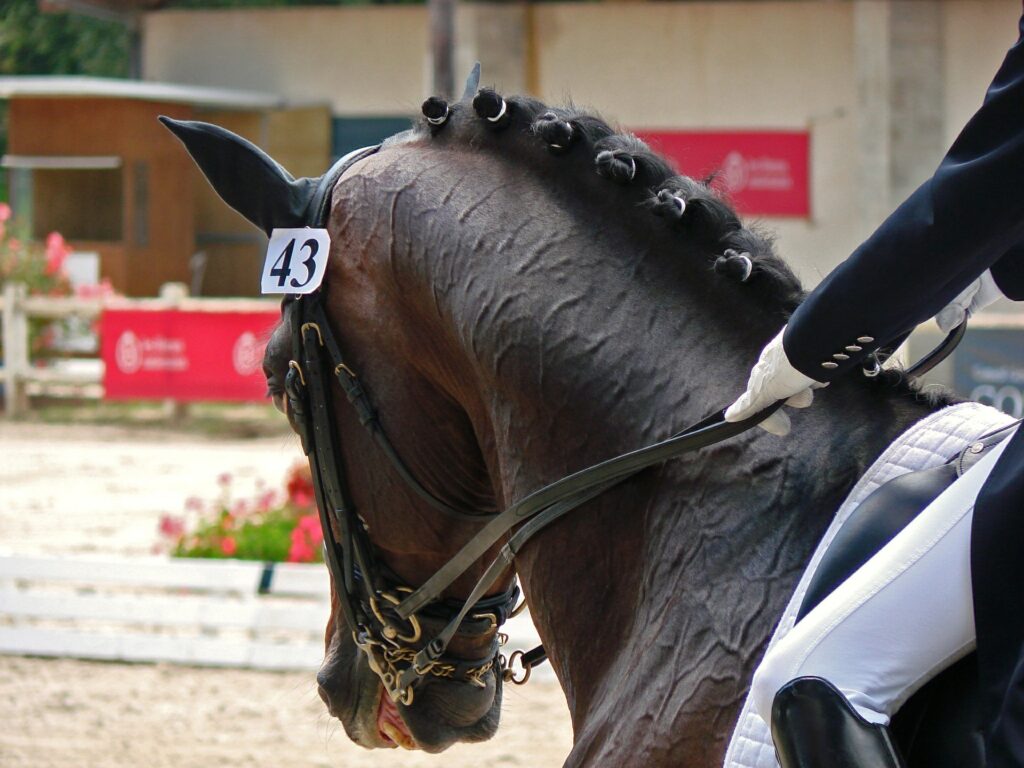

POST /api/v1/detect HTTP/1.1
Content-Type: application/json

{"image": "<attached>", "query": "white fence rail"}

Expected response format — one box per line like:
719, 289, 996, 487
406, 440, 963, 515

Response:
0, 554, 331, 670
0, 282, 277, 417
0, 554, 544, 673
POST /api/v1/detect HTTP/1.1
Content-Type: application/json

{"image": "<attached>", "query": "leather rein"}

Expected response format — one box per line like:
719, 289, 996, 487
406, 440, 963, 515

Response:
281, 143, 966, 706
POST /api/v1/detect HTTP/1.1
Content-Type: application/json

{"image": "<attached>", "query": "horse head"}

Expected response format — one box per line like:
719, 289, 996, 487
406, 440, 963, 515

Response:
161, 98, 512, 753
163, 77, 940, 764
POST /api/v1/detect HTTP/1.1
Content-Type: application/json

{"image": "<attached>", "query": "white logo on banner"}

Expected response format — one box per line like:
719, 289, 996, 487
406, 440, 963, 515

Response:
232, 332, 263, 376
115, 331, 142, 374
723, 151, 750, 193
722, 150, 794, 194
114, 330, 188, 374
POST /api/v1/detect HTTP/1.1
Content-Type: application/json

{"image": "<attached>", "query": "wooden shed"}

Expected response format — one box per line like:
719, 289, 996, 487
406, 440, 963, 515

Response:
0, 77, 330, 297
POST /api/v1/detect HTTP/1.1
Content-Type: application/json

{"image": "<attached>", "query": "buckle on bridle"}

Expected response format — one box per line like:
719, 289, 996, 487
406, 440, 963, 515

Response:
501, 649, 532, 685
287, 360, 306, 387
300, 322, 324, 346
369, 591, 422, 645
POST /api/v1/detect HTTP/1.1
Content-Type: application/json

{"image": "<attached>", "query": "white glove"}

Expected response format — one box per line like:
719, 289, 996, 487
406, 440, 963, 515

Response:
935, 270, 1005, 333
724, 327, 821, 437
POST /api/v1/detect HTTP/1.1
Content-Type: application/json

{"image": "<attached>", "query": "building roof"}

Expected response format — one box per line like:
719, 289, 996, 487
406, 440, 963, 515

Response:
0, 76, 287, 110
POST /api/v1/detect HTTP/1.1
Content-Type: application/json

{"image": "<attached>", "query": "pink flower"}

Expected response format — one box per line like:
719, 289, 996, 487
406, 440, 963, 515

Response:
44, 232, 69, 276
184, 496, 203, 512
285, 462, 315, 507
286, 515, 323, 563
257, 489, 277, 512
75, 278, 117, 300
0, 202, 10, 222
220, 537, 238, 556
231, 499, 248, 517
298, 514, 322, 541
287, 539, 314, 563
158, 514, 185, 539
217, 472, 232, 487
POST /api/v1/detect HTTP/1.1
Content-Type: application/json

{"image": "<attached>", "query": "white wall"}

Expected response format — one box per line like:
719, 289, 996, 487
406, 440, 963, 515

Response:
143, 6, 429, 117
943, 0, 1021, 144
143, 0, 1021, 288
531, 2, 860, 284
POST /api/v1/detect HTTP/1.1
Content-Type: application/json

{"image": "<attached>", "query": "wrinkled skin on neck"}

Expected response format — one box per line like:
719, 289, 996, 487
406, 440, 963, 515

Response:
265, 136, 940, 764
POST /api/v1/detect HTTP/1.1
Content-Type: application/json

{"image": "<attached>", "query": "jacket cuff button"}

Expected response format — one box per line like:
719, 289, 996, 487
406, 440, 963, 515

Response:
833, 353, 850, 360
845, 345, 862, 352
856, 336, 875, 344
821, 361, 839, 369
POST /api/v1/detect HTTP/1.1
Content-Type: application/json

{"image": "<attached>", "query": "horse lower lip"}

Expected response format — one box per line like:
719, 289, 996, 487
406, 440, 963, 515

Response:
377, 690, 416, 749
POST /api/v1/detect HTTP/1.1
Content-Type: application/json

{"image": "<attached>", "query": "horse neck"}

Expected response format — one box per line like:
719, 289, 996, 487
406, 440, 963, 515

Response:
416, 221, 921, 729
346, 147, 938, 762
431, 248, 939, 763
499, 350, 934, 763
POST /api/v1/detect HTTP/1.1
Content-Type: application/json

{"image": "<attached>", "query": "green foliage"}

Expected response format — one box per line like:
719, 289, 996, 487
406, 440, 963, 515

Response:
173, 507, 299, 561
160, 462, 324, 563
0, 205, 75, 360
0, 0, 129, 77
0, 214, 70, 296
0, 0, 130, 198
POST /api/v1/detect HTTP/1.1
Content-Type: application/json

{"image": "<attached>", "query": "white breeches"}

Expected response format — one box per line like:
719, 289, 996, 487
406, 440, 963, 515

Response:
751, 429, 1015, 727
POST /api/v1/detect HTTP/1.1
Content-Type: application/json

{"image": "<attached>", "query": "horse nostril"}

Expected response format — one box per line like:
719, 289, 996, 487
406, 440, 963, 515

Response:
316, 668, 333, 693
316, 668, 341, 704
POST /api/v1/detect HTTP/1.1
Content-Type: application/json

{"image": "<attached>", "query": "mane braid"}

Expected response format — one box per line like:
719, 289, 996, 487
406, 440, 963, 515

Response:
410, 89, 960, 404
414, 91, 805, 314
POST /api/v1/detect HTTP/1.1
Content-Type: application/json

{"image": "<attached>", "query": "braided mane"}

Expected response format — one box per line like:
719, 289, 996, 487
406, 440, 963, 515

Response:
411, 88, 806, 316
407, 88, 957, 405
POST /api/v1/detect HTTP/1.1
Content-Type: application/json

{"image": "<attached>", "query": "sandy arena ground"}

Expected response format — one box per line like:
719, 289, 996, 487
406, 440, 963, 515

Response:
0, 422, 573, 767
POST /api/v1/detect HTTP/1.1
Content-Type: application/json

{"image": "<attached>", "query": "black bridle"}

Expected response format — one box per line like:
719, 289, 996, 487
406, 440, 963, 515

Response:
282, 143, 967, 706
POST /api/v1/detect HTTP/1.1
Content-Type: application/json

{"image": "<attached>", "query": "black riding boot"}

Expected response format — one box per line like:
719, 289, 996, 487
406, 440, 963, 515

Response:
771, 677, 906, 768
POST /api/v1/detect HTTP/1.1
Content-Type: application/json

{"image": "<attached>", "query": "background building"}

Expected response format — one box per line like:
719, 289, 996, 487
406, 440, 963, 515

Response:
0, 77, 329, 296
1, 0, 1019, 301
141, 0, 1021, 290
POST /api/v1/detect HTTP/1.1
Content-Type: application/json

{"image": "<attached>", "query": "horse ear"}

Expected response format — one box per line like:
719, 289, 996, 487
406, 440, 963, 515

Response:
461, 62, 481, 101
159, 116, 318, 236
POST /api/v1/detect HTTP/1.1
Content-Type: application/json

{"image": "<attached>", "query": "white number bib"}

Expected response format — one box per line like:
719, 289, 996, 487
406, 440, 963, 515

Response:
261, 228, 331, 295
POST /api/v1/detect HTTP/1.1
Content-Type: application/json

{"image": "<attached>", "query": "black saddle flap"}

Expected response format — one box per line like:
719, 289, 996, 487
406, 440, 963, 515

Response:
796, 463, 957, 621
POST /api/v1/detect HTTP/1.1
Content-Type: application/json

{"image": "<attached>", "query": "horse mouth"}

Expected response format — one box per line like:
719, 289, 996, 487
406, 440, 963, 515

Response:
270, 390, 286, 415
377, 688, 418, 750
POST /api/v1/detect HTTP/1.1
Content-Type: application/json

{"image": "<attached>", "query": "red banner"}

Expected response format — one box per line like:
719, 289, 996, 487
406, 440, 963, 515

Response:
632, 130, 811, 217
101, 309, 279, 401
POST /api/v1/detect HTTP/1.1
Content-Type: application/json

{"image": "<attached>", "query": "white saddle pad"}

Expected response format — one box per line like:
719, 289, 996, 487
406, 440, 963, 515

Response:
723, 401, 1016, 768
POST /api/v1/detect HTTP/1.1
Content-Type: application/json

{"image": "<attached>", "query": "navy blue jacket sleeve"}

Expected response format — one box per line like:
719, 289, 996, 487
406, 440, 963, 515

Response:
783, 13, 1024, 381
991, 243, 1024, 301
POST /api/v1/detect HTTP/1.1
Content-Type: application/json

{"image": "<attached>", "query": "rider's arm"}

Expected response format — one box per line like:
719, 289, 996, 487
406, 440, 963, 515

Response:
782, 12, 1024, 381
990, 243, 1024, 301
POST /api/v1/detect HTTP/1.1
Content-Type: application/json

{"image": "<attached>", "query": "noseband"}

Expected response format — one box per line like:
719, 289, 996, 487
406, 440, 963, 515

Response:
282, 144, 966, 706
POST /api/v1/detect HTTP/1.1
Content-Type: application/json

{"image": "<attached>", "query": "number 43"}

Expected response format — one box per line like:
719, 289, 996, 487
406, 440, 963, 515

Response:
270, 237, 320, 289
